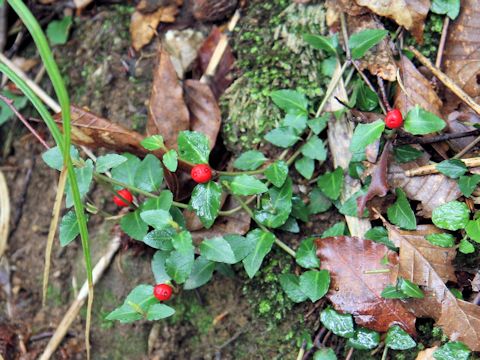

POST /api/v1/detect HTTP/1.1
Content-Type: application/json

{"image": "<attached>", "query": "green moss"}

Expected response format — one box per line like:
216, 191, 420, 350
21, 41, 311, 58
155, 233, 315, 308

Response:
169, 292, 213, 335
405, 13, 443, 60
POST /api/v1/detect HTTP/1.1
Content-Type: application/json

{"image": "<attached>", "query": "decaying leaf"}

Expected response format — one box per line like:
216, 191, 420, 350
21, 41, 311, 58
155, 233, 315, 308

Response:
192, 0, 238, 22
445, 111, 480, 153
443, 0, 480, 111
348, 14, 397, 81
316, 236, 416, 334
164, 29, 205, 79
147, 48, 190, 148
194, 26, 235, 98
355, 0, 430, 42
387, 225, 480, 351
388, 158, 461, 218
130, 5, 180, 51
326, 0, 367, 19
184, 80, 221, 149
415, 347, 438, 360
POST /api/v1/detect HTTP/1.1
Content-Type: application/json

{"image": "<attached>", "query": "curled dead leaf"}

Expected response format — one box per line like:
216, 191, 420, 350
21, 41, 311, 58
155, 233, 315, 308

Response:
192, 0, 238, 22
316, 236, 416, 334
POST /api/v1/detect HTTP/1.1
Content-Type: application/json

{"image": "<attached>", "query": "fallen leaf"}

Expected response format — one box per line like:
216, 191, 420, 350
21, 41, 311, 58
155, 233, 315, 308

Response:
315, 236, 416, 334
354, 0, 430, 42
443, 0, 480, 111
147, 48, 190, 148
137, 0, 180, 13
184, 80, 221, 149
164, 29, 205, 79
194, 26, 235, 98
192, 0, 238, 22
326, 0, 367, 18
387, 225, 480, 351
348, 14, 397, 81
445, 111, 480, 153
415, 347, 438, 360
130, 5, 180, 51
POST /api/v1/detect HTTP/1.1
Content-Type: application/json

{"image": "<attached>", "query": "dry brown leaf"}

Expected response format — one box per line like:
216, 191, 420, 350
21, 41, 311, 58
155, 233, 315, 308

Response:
184, 80, 221, 149
147, 48, 190, 148
388, 159, 461, 218
192, 0, 238, 22
415, 347, 438, 360
388, 224, 457, 284
348, 14, 397, 81
387, 225, 480, 351
395, 55, 443, 117
443, 0, 480, 111
326, 0, 367, 18
130, 5, 179, 51
355, 0, 430, 42
315, 236, 416, 334
445, 111, 480, 152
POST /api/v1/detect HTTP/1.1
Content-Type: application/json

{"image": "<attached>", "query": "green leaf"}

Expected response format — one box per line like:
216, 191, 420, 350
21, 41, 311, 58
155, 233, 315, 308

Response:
224, 234, 256, 262
404, 105, 446, 135
364, 226, 396, 249
146, 303, 175, 321
381, 285, 408, 299
393, 145, 423, 163
230, 174, 268, 196
141, 191, 173, 211
450, 288, 463, 300
320, 307, 354, 338
184, 256, 216, 290
151, 251, 171, 283
282, 113, 308, 134
431, 0, 460, 20
134, 154, 163, 192
466, 219, 480, 243
242, 229, 275, 278
65, 159, 93, 208
398, 278, 424, 298
46, 16, 72, 45
337, 188, 369, 218
295, 156, 315, 179
95, 154, 127, 173
165, 248, 194, 284
436, 159, 467, 179
121, 210, 149, 241
347, 328, 380, 350
317, 167, 343, 200
458, 175, 480, 197
433, 341, 471, 360
162, 149, 178, 172
59, 210, 80, 246
143, 229, 175, 250
279, 274, 307, 303
299, 270, 330, 302
387, 188, 416, 230
189, 181, 222, 228
264, 161, 289, 187
111, 153, 141, 188
200, 237, 237, 264
254, 178, 293, 228
307, 114, 329, 135
42, 145, 79, 171
313, 348, 337, 360
303, 33, 338, 55
171, 231, 194, 252
353, 80, 379, 112
301, 136, 327, 161
233, 150, 267, 171
385, 325, 416, 350
432, 201, 470, 231
270, 89, 308, 114
350, 120, 385, 153
141, 135, 164, 151
459, 239, 475, 254
425, 233, 456, 248
321, 222, 346, 237
106, 285, 156, 323
264, 127, 299, 148
292, 196, 309, 222
177, 130, 210, 164
308, 188, 332, 214
140, 209, 173, 230
348, 29, 388, 60
0, 90, 28, 126
279, 217, 300, 233
296, 238, 320, 269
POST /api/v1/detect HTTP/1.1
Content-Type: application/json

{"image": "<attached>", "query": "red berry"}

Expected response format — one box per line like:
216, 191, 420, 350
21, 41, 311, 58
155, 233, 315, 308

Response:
153, 283, 173, 301
113, 188, 133, 207
191, 164, 212, 183
385, 109, 403, 129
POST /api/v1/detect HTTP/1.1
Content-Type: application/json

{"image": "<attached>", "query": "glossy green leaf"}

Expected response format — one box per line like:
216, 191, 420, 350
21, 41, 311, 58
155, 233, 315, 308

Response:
143, 228, 175, 250
320, 307, 354, 338
295, 156, 315, 179
308, 188, 332, 214
381, 285, 408, 299
224, 234, 255, 262
141, 191, 173, 211
398, 278, 424, 298
432, 201, 470, 231
0, 90, 28, 126
296, 238, 320, 269
307, 114, 329, 135
162, 149, 178, 172
387, 188, 416, 230
254, 178, 292, 228
59, 210, 79, 246
303, 33, 338, 55
189, 181, 222, 228
265, 127, 299, 148
165, 248, 194, 284
177, 130, 210, 164
385, 325, 416, 350
106, 285, 156, 323
282, 113, 307, 134
264, 160, 289, 187
321, 222, 346, 237
459, 239, 475, 254
242, 229, 275, 278
431, 0, 460, 20
151, 251, 171, 283
146, 303, 175, 321
313, 348, 337, 360
348, 29, 388, 59
230, 174, 268, 196
184, 256, 216, 290
46, 16, 72, 45
121, 210, 149, 241
65, 159, 93, 208
234, 150, 267, 171
141, 135, 164, 151
279, 217, 300, 233
425, 233, 456, 247
299, 270, 330, 302
111, 153, 141, 188
270, 89, 308, 114
94, 154, 127, 173
301, 136, 327, 161
200, 237, 237, 264
134, 154, 163, 192
292, 196, 309, 222
279, 273, 308, 303
354, 80, 379, 111
350, 120, 385, 153
140, 209, 173, 230
171, 231, 194, 252
317, 167, 343, 200
436, 159, 467, 179
347, 328, 380, 350
404, 106, 446, 135
393, 145, 423, 163
466, 219, 480, 243
433, 341, 470, 360
337, 189, 369, 218
364, 226, 396, 249
458, 175, 480, 197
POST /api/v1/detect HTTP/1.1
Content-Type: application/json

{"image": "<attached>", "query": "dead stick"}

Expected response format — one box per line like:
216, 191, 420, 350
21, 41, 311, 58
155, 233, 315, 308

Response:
0, 170, 9, 257
396, 129, 480, 145
39, 234, 122, 360
410, 46, 480, 117
435, 17, 449, 68
405, 157, 480, 177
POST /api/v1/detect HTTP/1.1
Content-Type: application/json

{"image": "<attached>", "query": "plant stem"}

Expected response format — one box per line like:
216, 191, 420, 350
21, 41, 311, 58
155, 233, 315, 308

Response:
216, 168, 266, 176
364, 269, 391, 274
381, 345, 389, 360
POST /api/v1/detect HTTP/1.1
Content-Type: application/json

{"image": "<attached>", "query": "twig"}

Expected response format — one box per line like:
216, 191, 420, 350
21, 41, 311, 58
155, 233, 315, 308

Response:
0, 170, 9, 258
377, 76, 391, 112
410, 47, 480, 117
345, 347, 354, 360
453, 135, 480, 159
302, 327, 327, 360
381, 345, 388, 360
395, 129, 480, 145
39, 232, 122, 360
435, 17, 450, 68
296, 341, 306, 360
405, 157, 480, 176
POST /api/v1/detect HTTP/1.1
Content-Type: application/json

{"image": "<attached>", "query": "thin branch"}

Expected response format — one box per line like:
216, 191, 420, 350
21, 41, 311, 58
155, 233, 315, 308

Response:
395, 129, 480, 145
405, 157, 480, 177
435, 17, 450, 68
